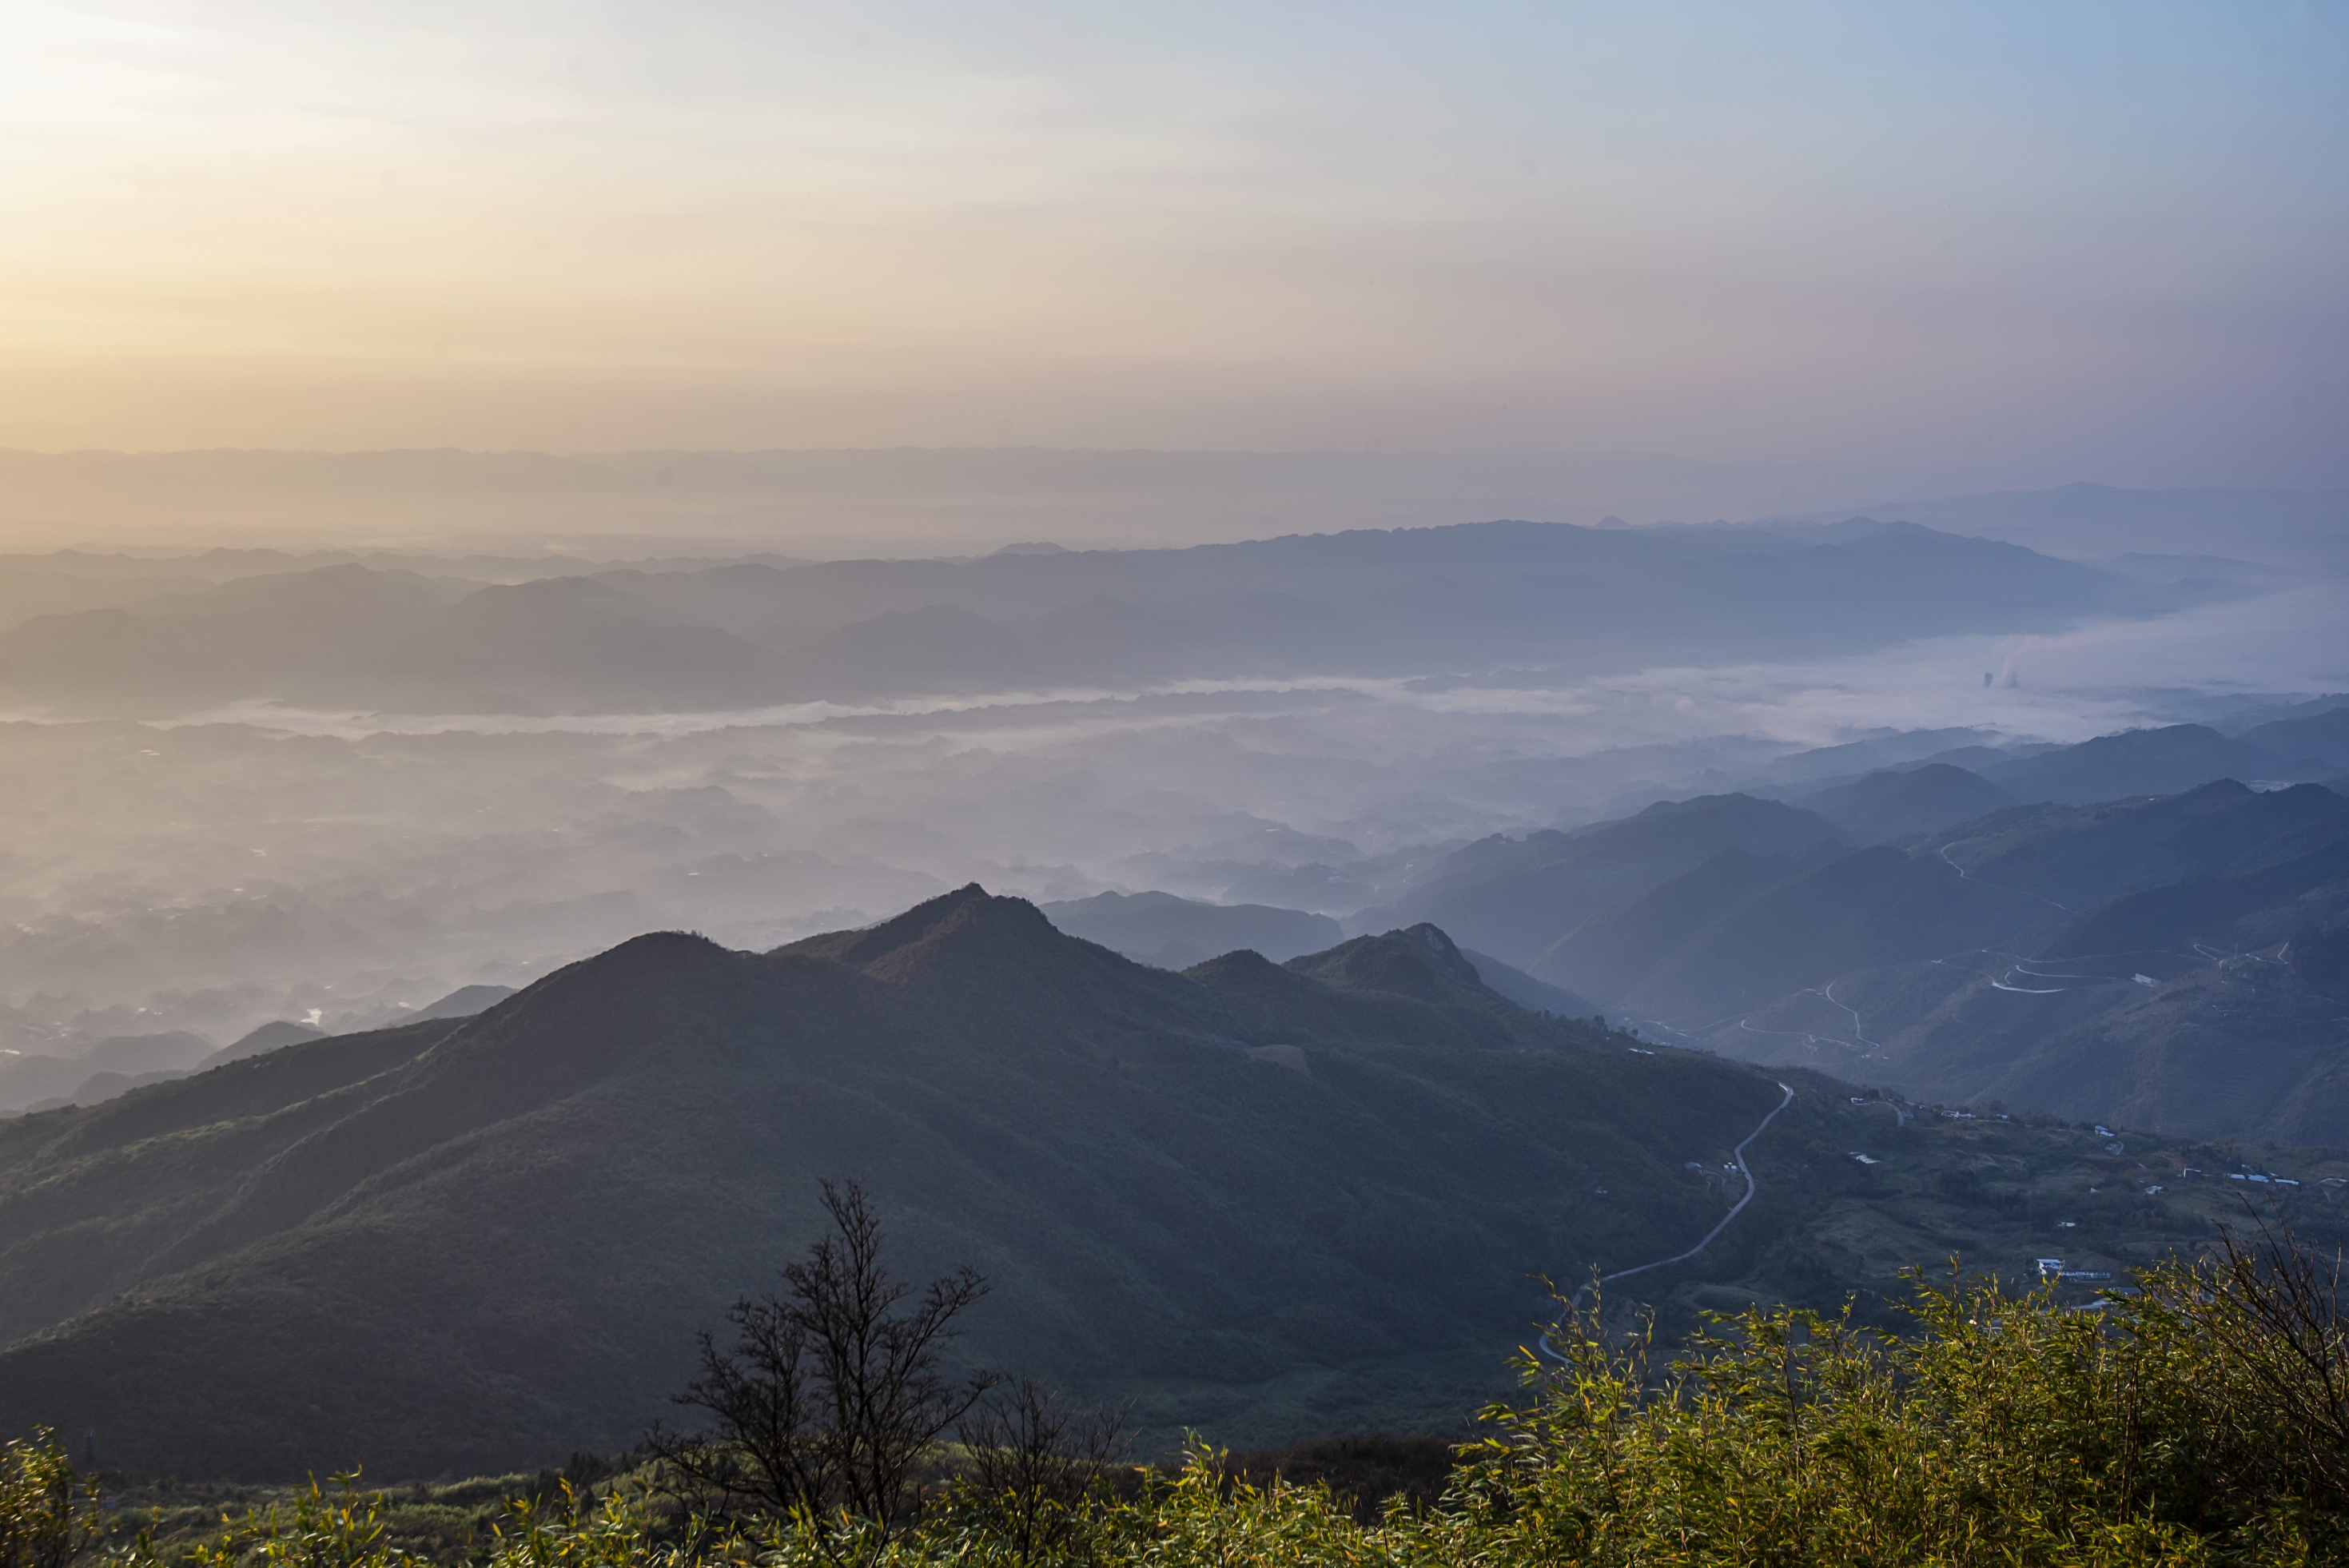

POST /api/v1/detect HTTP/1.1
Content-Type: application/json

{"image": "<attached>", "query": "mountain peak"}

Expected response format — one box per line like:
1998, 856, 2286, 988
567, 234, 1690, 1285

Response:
1284, 923, 1491, 1005
778, 883, 1013, 970
769, 887, 1223, 1033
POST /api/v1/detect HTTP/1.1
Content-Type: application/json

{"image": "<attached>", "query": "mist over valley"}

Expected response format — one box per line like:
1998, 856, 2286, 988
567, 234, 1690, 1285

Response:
6, 5, 2349, 1539
2, 488, 2337, 1107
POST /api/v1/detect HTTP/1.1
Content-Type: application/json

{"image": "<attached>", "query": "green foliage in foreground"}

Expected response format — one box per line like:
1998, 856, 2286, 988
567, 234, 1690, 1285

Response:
12, 1237, 2347, 1568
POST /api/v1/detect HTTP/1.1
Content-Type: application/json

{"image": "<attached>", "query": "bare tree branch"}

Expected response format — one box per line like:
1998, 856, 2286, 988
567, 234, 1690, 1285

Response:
649, 1180, 996, 1537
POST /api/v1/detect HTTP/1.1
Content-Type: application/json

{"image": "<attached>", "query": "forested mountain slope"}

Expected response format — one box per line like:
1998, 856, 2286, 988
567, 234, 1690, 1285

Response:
1557, 783, 2349, 1140
0, 890, 1786, 1479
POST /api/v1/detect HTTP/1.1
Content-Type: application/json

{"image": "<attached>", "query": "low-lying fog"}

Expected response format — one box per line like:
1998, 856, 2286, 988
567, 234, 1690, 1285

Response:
1, 491, 2341, 1108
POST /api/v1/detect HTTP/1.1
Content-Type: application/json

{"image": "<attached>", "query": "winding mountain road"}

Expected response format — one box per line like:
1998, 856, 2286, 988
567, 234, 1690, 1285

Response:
1820, 981, 1879, 1052
1939, 842, 2072, 913
1543, 1080, 1798, 1355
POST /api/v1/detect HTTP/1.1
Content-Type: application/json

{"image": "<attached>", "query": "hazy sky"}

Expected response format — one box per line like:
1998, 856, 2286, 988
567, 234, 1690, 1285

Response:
6, 2, 2344, 487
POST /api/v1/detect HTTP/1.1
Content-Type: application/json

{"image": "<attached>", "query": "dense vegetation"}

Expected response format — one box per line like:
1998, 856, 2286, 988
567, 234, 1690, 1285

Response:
13, 1222, 2346, 1568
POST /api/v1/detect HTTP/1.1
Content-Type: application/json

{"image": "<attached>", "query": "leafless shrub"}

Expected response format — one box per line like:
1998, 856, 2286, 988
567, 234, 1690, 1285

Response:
650, 1180, 996, 1537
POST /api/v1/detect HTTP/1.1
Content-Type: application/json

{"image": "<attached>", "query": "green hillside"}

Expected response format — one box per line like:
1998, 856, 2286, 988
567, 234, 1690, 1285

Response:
1604, 1073, 2349, 1338
0, 890, 1791, 1480
6, 885, 2340, 1489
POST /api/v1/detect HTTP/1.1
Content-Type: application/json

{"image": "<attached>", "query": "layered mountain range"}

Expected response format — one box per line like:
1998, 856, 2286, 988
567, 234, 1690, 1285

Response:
1350, 739, 2349, 1141
0, 890, 1790, 1478
0, 519, 2216, 717
3, 883, 2340, 1483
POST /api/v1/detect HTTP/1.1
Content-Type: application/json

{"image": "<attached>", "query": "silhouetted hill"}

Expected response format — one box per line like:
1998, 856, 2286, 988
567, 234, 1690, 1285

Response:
1040, 891, 1344, 968
1366, 794, 1842, 970
0, 889, 1794, 1480
1791, 763, 2015, 844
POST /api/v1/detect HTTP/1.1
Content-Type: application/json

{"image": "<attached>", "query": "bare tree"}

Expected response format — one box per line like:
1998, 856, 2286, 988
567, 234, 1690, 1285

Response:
2130, 1206, 2349, 1526
2204, 1212, 2349, 1506
953, 1378, 1132, 1562
653, 1180, 996, 1533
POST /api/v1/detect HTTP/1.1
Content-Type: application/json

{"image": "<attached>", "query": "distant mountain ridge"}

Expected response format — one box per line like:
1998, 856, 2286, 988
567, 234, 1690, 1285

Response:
1977, 723, 2331, 803
0, 518, 2141, 717
7, 455, 2335, 567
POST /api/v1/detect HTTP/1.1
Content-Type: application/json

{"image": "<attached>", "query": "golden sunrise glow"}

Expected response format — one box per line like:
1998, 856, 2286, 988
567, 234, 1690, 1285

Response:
0, 2, 2340, 484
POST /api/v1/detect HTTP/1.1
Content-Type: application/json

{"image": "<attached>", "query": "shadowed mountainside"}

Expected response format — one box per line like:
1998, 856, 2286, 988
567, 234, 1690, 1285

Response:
3, 885, 2342, 1483
1567, 782, 2349, 1140
1360, 794, 1844, 970
0, 888, 1788, 1480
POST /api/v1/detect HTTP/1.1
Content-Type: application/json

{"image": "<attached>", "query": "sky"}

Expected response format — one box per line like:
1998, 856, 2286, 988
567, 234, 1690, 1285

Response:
4, 2, 2346, 490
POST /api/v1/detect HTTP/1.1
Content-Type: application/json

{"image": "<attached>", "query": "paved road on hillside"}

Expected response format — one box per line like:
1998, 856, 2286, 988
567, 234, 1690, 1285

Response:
1940, 842, 2071, 913
1541, 1079, 1798, 1359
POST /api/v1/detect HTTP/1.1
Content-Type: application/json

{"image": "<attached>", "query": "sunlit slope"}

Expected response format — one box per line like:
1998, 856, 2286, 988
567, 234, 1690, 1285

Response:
0, 889, 1789, 1479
